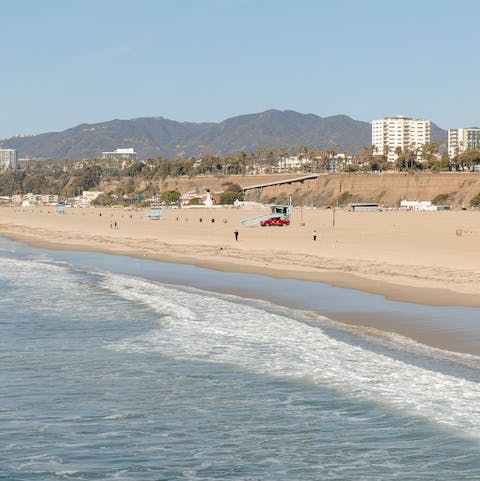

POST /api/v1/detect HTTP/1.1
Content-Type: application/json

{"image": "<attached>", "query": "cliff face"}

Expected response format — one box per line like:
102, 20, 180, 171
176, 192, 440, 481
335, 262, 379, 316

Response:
243, 173, 480, 207
100, 173, 480, 208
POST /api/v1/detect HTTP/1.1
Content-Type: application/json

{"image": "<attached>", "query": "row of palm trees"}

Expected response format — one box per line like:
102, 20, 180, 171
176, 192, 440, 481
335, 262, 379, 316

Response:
2, 143, 480, 198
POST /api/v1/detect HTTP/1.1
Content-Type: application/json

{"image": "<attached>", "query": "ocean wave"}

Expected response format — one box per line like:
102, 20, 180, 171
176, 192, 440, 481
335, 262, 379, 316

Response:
101, 272, 480, 435
3, 255, 480, 435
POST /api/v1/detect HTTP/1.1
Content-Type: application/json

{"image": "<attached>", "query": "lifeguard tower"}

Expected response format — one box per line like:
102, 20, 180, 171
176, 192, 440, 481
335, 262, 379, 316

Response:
56, 202, 65, 214
240, 204, 291, 227
145, 205, 163, 220
270, 204, 290, 218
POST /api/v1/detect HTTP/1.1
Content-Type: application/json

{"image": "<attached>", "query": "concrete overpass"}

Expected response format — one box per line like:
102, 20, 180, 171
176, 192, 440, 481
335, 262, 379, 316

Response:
242, 174, 321, 192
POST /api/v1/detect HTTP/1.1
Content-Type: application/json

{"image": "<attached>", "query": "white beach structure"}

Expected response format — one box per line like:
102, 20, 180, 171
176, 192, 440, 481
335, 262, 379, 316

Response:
400, 200, 436, 211
204, 190, 214, 208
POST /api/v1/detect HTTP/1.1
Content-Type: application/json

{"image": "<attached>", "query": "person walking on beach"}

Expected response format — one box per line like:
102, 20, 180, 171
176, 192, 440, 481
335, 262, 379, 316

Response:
234, 229, 239, 241
313, 229, 317, 241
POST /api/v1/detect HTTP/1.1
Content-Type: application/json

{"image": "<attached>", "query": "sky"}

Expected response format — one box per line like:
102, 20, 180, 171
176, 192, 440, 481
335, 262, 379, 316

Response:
1, 0, 479, 138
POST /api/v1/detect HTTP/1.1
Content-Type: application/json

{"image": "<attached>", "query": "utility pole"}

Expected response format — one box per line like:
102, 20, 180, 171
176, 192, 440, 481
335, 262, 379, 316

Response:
332, 198, 336, 229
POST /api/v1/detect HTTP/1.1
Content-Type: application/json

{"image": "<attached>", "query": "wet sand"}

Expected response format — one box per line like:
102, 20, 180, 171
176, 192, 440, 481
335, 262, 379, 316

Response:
1, 205, 480, 356
1, 205, 480, 305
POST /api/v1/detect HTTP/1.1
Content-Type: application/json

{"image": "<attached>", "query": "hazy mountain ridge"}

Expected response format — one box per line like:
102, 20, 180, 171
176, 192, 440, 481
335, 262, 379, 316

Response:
1, 110, 447, 160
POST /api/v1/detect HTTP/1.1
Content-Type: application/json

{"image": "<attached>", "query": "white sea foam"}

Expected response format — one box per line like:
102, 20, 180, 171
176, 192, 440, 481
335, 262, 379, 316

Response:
102, 272, 480, 435
0, 257, 79, 293
3, 256, 480, 435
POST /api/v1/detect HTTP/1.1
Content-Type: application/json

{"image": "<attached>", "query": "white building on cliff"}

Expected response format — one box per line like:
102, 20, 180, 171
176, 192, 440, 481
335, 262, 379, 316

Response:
0, 149, 17, 172
372, 116, 430, 162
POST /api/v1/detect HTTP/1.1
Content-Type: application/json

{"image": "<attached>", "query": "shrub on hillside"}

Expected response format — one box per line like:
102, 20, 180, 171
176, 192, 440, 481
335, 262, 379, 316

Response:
470, 192, 480, 207
160, 190, 180, 204
221, 182, 243, 194
188, 197, 202, 206
337, 191, 360, 205
431, 193, 451, 205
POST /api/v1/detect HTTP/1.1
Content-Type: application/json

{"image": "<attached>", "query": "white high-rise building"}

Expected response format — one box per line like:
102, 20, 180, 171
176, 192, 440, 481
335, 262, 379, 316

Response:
0, 149, 17, 172
372, 116, 431, 162
448, 128, 480, 158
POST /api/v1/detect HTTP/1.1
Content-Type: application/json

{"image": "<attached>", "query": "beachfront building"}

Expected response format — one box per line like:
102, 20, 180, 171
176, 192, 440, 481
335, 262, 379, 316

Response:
80, 191, 104, 207
276, 155, 310, 173
11, 193, 59, 205
372, 116, 431, 162
102, 148, 137, 161
448, 128, 480, 158
0, 149, 18, 172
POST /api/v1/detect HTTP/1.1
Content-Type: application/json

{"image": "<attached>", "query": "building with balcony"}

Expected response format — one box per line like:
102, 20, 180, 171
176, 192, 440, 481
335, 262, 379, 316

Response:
372, 116, 430, 162
0, 149, 18, 172
448, 128, 480, 158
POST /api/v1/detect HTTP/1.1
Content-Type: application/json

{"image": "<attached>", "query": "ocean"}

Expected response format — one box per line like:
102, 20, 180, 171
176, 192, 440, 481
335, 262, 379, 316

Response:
1, 237, 480, 480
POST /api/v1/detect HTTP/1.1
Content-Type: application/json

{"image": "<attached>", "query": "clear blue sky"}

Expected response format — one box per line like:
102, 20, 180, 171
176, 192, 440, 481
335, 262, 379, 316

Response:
2, 0, 479, 138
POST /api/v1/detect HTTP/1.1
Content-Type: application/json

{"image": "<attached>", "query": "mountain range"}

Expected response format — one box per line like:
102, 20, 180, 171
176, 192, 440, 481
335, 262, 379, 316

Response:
1, 110, 447, 160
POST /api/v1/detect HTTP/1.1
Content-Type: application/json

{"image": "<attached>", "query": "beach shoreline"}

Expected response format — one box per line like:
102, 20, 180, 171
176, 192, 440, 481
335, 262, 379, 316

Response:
3, 226, 480, 309
3, 228, 480, 357
2, 205, 480, 356
2, 205, 480, 308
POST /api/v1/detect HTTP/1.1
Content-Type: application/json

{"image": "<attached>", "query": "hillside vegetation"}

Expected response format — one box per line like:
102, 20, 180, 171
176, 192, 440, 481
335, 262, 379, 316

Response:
1, 110, 447, 160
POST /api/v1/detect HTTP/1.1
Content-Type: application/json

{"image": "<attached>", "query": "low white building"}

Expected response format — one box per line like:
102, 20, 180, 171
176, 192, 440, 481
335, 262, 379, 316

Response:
81, 191, 104, 206
12, 193, 59, 205
276, 155, 310, 173
180, 191, 204, 206
400, 200, 436, 211
102, 148, 137, 161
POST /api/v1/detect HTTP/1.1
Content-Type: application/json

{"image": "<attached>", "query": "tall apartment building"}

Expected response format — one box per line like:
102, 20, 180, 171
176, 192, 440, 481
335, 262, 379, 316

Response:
0, 149, 18, 172
372, 116, 431, 162
448, 128, 480, 158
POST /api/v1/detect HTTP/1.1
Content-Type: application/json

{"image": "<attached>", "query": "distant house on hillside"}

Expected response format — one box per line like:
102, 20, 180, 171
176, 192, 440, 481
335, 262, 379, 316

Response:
276, 155, 310, 173
80, 191, 104, 207
102, 148, 137, 161
180, 190, 220, 206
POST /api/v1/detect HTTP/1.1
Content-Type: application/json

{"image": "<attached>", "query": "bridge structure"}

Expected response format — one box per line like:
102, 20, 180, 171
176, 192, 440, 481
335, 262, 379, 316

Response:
242, 174, 320, 192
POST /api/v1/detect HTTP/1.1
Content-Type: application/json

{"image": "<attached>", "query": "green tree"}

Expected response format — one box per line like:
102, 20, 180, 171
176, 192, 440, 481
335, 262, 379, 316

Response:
160, 190, 181, 204
429, 151, 450, 172
78, 165, 102, 190
420, 142, 441, 164
457, 149, 480, 171
357, 145, 375, 167
368, 156, 390, 172
219, 191, 243, 204
122, 161, 143, 177
221, 181, 243, 194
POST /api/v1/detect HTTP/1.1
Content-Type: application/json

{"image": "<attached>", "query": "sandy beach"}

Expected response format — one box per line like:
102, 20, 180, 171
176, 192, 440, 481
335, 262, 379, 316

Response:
1, 205, 480, 309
